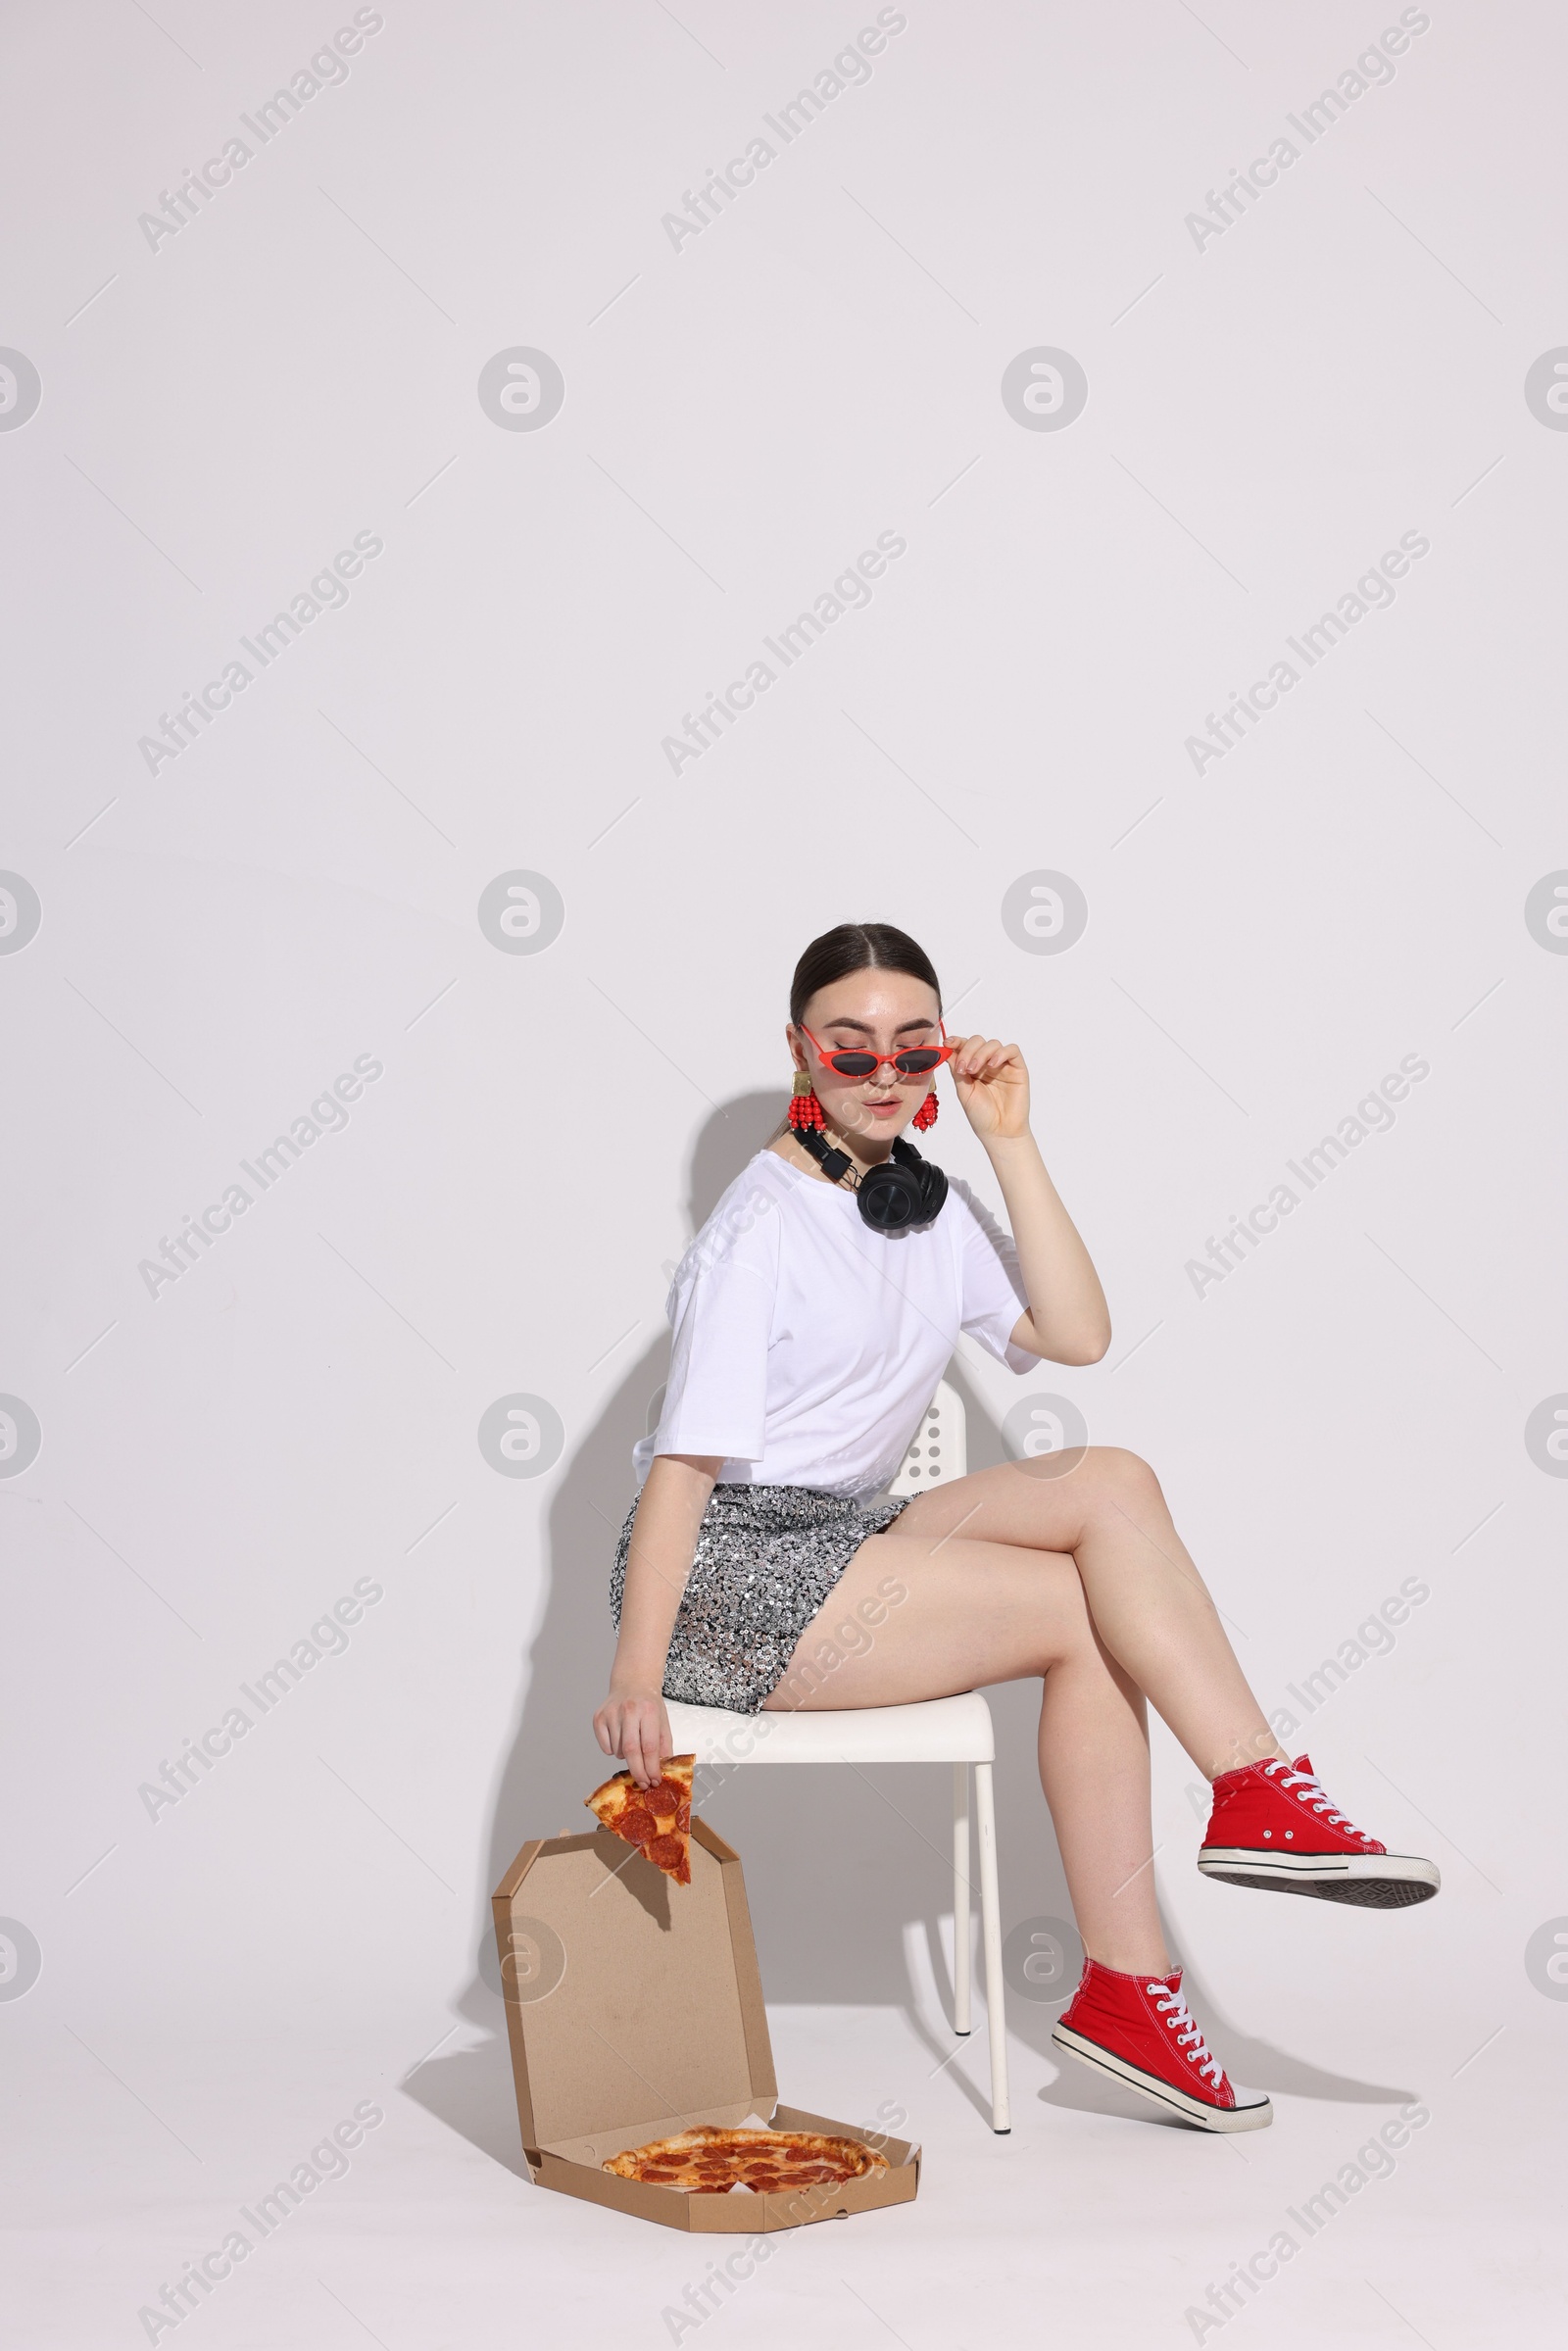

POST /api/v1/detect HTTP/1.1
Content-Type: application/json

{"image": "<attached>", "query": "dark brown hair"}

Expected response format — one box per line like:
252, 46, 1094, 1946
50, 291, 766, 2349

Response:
788, 922, 942, 1027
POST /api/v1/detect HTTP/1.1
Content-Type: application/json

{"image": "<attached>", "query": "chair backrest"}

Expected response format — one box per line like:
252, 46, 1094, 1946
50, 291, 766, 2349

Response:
887, 1377, 967, 1495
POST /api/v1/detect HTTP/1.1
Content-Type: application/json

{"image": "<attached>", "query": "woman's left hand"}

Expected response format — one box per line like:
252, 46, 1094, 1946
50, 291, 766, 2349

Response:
947, 1035, 1031, 1141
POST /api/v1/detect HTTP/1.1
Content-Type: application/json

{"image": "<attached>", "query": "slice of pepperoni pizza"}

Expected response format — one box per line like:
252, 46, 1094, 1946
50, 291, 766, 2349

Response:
584, 1753, 695, 1885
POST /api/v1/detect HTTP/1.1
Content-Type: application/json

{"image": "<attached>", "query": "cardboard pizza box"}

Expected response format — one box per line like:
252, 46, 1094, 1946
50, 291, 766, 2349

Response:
491, 1817, 919, 2232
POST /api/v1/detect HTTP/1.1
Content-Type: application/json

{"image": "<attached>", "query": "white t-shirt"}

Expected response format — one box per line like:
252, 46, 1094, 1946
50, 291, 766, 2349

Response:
632, 1148, 1036, 1501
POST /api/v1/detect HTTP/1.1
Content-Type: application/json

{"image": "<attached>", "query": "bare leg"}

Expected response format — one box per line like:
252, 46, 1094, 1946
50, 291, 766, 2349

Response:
762, 1534, 1171, 1974
893, 1449, 1286, 1780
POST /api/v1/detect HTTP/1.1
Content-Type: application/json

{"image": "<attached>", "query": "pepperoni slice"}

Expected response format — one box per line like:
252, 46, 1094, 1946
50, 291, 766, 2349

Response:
675, 1802, 691, 1831
618, 1805, 657, 1844
647, 1832, 685, 1870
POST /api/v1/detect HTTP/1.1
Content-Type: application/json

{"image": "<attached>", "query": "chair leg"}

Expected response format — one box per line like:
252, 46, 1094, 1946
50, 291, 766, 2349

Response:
952, 1763, 971, 2035
973, 1762, 1010, 2132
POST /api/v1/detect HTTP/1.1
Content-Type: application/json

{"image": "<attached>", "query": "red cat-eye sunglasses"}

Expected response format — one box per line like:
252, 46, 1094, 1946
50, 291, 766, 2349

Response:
797, 1021, 956, 1080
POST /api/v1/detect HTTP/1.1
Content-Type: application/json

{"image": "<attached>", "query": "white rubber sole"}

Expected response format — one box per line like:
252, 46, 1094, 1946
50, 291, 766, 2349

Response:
1051, 2022, 1273, 2133
1198, 1846, 1441, 1907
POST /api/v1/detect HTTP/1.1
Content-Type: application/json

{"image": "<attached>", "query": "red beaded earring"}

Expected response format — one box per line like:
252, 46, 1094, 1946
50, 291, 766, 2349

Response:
788, 1070, 825, 1131
912, 1090, 939, 1131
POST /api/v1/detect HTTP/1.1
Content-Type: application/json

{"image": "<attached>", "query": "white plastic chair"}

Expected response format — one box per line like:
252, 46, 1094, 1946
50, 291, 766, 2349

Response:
665, 1383, 1012, 2132
887, 1377, 966, 1497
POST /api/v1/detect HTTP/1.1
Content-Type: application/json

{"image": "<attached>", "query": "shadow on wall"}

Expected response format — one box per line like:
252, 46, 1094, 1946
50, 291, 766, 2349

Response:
469, 1091, 787, 1936
404, 1095, 1396, 2170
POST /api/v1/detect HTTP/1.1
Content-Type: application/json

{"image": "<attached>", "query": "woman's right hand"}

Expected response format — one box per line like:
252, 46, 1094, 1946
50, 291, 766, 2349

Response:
594, 1689, 674, 1789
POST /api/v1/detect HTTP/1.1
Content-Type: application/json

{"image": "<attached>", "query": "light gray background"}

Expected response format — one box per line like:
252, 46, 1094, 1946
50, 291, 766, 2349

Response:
4, 3, 1565, 2345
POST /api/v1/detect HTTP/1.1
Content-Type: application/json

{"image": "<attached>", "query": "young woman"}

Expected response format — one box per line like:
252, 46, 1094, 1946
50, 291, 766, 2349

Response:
595, 923, 1438, 2134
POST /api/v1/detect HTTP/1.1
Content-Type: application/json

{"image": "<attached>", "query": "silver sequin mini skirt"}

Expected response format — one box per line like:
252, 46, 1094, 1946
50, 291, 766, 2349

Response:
610, 1482, 916, 1716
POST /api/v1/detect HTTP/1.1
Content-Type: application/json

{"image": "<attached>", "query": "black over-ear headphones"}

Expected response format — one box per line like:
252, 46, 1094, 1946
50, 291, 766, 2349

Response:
793, 1127, 949, 1232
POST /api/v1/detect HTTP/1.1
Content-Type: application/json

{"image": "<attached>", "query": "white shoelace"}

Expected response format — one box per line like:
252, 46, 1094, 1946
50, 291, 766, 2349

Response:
1147, 1984, 1223, 2086
1263, 1760, 1373, 1841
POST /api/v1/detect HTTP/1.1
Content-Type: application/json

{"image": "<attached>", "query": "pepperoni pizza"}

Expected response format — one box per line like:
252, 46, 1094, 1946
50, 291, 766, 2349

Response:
584, 1753, 695, 1885
603, 2124, 888, 2194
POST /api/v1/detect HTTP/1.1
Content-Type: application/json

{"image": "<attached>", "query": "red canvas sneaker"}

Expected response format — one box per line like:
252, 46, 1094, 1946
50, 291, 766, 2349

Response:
1051, 1959, 1272, 2132
1199, 1753, 1440, 1906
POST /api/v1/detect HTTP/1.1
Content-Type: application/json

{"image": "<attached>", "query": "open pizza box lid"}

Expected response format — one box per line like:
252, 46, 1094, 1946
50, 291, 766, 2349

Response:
491, 1816, 919, 2232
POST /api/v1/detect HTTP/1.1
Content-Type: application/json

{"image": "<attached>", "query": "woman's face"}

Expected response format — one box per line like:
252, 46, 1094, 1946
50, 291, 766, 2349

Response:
789, 969, 945, 1145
